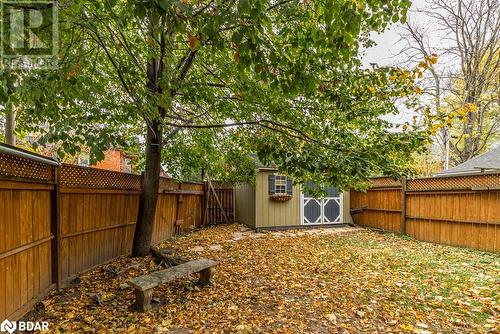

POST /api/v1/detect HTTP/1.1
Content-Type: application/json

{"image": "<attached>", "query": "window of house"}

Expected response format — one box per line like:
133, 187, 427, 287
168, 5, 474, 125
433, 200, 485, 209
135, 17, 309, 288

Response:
124, 158, 133, 174
78, 155, 90, 167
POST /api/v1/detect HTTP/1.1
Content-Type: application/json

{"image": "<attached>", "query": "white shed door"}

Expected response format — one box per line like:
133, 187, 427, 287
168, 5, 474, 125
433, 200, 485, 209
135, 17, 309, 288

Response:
302, 184, 342, 225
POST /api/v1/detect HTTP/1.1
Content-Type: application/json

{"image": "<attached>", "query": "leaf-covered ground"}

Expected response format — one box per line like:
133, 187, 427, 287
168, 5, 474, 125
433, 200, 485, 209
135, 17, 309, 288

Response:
29, 224, 499, 333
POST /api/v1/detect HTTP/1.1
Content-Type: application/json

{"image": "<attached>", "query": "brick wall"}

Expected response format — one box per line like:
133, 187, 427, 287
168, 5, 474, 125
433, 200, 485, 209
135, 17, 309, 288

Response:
94, 149, 126, 172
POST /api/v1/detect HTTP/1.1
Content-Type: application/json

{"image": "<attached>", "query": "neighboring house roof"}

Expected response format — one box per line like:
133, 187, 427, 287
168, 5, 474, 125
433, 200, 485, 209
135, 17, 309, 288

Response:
436, 145, 500, 176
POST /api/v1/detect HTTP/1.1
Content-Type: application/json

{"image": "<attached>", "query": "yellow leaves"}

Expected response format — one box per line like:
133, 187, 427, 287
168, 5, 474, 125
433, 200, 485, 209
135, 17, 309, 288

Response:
444, 103, 479, 125
101, 292, 114, 301
67, 61, 80, 81
355, 1, 366, 11
235, 324, 252, 333
414, 87, 423, 94
400, 323, 415, 331
430, 123, 442, 135
429, 53, 438, 64
368, 85, 376, 94
30, 224, 499, 334
418, 61, 428, 70
419, 53, 438, 70
401, 69, 411, 79
156, 319, 172, 333
466, 103, 478, 112
325, 313, 337, 324
65, 312, 76, 320
188, 34, 199, 50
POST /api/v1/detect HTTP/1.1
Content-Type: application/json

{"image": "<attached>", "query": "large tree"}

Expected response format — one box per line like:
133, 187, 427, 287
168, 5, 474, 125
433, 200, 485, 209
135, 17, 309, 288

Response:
399, 0, 500, 166
18, 0, 427, 256
0, 71, 20, 146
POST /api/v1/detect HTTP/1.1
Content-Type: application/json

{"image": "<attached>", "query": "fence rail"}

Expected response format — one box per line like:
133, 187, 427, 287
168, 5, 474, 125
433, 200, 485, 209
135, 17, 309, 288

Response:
351, 174, 500, 252
0, 147, 211, 321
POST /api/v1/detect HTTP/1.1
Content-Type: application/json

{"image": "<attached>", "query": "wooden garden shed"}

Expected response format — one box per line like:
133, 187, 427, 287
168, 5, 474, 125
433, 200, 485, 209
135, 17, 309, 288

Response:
235, 166, 350, 230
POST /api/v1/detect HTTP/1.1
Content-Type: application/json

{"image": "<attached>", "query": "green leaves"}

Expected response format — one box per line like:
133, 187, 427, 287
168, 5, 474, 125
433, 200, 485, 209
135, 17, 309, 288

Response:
13, 0, 423, 189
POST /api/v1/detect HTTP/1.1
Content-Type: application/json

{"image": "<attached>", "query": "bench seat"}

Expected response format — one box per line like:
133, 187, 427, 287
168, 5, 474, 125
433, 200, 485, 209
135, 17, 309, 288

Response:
129, 258, 218, 311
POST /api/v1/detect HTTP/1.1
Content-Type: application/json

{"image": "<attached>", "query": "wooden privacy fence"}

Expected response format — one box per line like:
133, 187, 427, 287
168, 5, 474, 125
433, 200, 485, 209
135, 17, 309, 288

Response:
350, 174, 500, 252
0, 149, 55, 321
0, 146, 205, 320
205, 182, 234, 225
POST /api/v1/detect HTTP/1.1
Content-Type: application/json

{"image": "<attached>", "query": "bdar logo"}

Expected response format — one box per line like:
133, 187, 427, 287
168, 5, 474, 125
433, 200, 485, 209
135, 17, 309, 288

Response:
0, 319, 16, 334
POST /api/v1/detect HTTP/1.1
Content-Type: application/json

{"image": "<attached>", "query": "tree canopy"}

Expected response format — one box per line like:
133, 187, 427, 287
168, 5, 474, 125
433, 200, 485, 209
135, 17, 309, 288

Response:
6, 0, 432, 254
15, 0, 426, 188
399, 0, 500, 169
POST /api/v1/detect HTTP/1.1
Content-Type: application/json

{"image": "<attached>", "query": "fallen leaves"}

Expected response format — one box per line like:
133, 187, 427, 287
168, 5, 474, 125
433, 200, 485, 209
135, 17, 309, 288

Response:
27, 224, 499, 333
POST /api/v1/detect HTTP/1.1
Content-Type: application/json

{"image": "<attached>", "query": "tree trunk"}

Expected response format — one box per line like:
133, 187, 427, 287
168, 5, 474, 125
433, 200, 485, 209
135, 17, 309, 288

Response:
132, 121, 163, 256
132, 53, 164, 257
460, 90, 477, 163
5, 107, 16, 146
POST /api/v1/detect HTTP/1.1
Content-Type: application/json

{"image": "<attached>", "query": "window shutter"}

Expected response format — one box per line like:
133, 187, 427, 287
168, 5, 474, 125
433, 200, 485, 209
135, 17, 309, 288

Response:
287, 178, 293, 195
268, 175, 276, 194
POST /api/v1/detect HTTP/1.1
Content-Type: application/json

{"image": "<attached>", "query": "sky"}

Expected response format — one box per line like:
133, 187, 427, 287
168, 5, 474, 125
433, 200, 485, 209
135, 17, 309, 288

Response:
361, 0, 431, 68
360, 0, 436, 126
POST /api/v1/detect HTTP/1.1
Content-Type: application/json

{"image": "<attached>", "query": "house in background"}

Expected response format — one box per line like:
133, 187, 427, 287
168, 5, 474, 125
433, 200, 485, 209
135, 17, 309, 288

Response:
436, 145, 500, 177
235, 164, 351, 231
78, 148, 137, 174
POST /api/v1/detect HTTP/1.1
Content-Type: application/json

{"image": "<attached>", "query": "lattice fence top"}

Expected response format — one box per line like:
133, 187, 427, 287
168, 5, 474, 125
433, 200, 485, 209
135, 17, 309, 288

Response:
159, 177, 177, 192
407, 173, 500, 191
60, 164, 142, 190
370, 177, 402, 188
0, 152, 55, 182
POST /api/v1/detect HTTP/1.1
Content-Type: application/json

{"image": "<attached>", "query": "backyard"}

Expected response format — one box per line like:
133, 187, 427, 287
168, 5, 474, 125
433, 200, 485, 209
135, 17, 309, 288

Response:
29, 224, 499, 334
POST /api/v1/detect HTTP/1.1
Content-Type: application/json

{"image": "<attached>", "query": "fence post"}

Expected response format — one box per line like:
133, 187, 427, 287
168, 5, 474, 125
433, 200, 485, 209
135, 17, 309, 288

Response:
174, 182, 183, 234
202, 181, 209, 227
401, 177, 407, 235
50, 165, 62, 288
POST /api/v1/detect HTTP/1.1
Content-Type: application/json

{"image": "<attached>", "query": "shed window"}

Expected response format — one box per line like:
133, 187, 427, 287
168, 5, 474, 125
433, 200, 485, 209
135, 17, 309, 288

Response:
275, 175, 287, 194
269, 174, 293, 196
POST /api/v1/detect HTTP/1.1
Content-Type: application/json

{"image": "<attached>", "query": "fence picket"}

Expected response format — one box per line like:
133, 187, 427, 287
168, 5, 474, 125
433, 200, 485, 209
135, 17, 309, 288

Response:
0, 150, 209, 320
351, 175, 500, 252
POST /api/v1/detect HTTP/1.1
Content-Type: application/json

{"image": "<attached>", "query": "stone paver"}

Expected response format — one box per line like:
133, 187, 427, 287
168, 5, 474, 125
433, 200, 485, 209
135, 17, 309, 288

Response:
209, 245, 223, 251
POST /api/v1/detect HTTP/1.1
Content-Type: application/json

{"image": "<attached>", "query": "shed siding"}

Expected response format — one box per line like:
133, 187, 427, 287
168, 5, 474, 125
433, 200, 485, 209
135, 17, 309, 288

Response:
255, 170, 301, 228
234, 183, 256, 228
342, 192, 351, 224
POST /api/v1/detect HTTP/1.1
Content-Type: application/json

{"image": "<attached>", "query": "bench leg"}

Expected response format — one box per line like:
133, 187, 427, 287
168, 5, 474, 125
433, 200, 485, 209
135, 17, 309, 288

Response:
134, 288, 154, 311
198, 267, 215, 286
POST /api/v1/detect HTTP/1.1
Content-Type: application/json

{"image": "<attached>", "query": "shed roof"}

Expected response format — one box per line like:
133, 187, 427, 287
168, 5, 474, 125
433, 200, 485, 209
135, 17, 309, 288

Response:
436, 144, 500, 176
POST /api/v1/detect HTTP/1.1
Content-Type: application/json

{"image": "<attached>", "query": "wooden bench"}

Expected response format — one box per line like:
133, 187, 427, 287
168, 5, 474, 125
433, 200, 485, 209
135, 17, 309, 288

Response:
129, 258, 218, 311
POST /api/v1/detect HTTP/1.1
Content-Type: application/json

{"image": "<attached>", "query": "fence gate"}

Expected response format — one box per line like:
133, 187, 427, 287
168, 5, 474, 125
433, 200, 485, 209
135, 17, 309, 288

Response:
205, 182, 234, 225
302, 185, 342, 225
